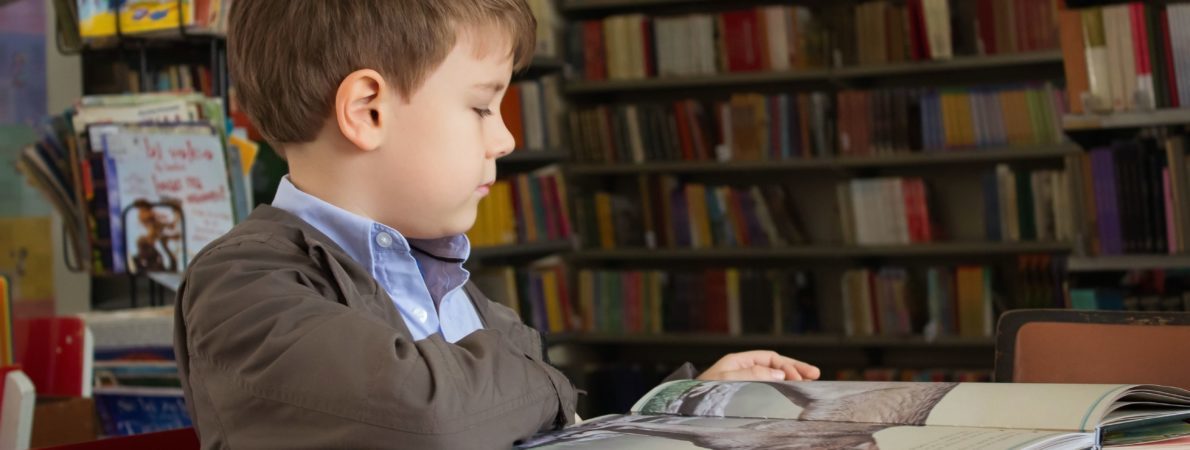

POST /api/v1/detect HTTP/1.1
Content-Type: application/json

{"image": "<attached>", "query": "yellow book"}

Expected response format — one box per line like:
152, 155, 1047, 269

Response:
940, 93, 958, 149
955, 92, 975, 148
517, 175, 538, 242
541, 270, 564, 333
686, 184, 713, 248
726, 269, 741, 336
0, 275, 11, 365
80, 0, 196, 39
578, 270, 595, 332
956, 266, 986, 338
595, 192, 616, 249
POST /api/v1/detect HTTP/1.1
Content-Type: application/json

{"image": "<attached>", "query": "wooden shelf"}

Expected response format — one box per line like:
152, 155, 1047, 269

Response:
1067, 255, 1190, 272
564, 51, 1063, 94
470, 240, 573, 260
499, 149, 567, 166
566, 146, 1078, 175
529, 56, 565, 71
1063, 109, 1190, 131
547, 333, 995, 349
568, 242, 1073, 262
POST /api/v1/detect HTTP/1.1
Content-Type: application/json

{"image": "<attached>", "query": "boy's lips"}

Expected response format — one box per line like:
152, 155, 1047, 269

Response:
477, 181, 494, 195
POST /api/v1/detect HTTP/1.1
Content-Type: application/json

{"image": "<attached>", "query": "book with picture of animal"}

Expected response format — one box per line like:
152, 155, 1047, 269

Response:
520, 380, 1190, 449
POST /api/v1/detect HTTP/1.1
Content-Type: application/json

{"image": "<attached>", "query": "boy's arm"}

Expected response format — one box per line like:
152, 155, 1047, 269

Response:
176, 237, 575, 449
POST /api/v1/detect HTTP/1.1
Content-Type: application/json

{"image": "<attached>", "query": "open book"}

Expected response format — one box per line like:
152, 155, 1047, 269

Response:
521, 380, 1190, 449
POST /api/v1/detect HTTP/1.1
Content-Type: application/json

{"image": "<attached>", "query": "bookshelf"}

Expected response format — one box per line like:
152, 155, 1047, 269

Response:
566, 146, 1080, 175
567, 243, 1074, 263
1062, 109, 1190, 131
541, 0, 1082, 404
548, 333, 994, 349
1066, 255, 1190, 272
469, 240, 576, 262
565, 51, 1064, 95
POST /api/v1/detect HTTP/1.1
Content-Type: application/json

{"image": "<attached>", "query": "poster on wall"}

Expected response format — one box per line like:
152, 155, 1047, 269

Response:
0, 0, 55, 318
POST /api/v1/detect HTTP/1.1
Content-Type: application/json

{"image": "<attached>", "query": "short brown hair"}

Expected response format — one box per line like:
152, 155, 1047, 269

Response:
229, 1, 537, 146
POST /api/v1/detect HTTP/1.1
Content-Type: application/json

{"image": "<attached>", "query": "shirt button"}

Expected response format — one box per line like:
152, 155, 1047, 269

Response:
412, 308, 429, 323
375, 232, 393, 248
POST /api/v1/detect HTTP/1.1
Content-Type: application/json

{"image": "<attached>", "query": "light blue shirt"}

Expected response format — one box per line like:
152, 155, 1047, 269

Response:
271, 177, 484, 343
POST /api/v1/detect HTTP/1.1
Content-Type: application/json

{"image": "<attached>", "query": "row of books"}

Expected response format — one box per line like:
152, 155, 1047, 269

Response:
468, 166, 572, 248
984, 166, 1074, 243
500, 76, 567, 152
837, 177, 934, 246
567, 0, 1059, 81
843, 265, 998, 338
123, 64, 218, 96
1080, 136, 1190, 256
567, 85, 1067, 164
575, 269, 819, 336
1014, 254, 1067, 311
1070, 269, 1190, 312
75, 0, 234, 39
472, 260, 578, 334
16, 93, 255, 275
1061, 2, 1190, 114
575, 178, 809, 250
835, 368, 992, 383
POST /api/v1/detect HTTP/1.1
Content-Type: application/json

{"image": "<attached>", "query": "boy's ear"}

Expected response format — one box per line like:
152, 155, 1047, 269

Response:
334, 69, 388, 152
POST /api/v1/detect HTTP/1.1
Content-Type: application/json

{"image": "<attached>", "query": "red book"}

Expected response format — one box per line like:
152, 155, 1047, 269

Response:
555, 267, 576, 331
627, 272, 642, 332
720, 10, 765, 72
499, 84, 524, 150
13, 317, 91, 398
727, 189, 751, 246
867, 272, 882, 335
537, 175, 560, 240
705, 270, 730, 334
907, 0, 930, 60
1131, 4, 1151, 78
642, 18, 655, 78
672, 102, 696, 160
977, 0, 997, 54
685, 100, 712, 161
583, 21, 606, 80
1161, 8, 1180, 107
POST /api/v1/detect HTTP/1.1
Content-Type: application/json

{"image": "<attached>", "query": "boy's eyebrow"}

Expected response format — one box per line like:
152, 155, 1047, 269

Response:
472, 81, 506, 93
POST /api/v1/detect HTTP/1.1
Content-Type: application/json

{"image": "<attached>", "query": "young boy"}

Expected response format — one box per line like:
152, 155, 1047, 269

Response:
173, 1, 821, 448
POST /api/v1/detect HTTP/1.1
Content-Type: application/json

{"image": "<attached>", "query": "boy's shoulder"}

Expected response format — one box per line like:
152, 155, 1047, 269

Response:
190, 204, 337, 265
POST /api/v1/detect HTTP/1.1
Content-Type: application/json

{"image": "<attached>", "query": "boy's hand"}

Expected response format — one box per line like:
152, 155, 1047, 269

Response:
696, 351, 821, 382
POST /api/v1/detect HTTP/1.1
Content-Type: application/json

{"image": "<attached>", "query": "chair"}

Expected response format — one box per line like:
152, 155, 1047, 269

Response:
36, 427, 198, 450
0, 366, 36, 450
994, 309, 1190, 390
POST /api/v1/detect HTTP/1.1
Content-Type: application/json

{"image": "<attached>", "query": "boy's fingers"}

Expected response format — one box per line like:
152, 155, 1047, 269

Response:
717, 365, 787, 381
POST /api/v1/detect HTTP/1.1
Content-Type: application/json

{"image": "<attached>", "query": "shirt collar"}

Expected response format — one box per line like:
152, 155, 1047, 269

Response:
270, 176, 471, 268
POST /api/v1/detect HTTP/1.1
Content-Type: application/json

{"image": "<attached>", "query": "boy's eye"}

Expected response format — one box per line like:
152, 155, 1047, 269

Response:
473, 108, 493, 118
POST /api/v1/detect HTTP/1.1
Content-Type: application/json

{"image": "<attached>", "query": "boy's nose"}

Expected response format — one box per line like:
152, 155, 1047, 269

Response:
490, 122, 516, 158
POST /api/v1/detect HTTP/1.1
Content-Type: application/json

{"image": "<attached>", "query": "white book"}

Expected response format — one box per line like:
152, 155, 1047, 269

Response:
540, 75, 566, 149
922, 0, 953, 60
1116, 6, 1138, 111
519, 81, 545, 150
849, 181, 872, 244
1103, 6, 1126, 111
997, 165, 1020, 242
764, 6, 790, 71
701, 15, 717, 75
624, 105, 646, 163
654, 17, 672, 77
1172, 6, 1190, 107
1082, 9, 1113, 113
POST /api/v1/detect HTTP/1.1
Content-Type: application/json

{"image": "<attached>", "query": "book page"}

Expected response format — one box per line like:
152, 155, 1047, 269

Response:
632, 380, 1134, 432
519, 414, 1091, 450
925, 383, 1131, 432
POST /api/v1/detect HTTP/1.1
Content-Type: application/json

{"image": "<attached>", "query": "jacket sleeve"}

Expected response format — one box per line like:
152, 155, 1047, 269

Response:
176, 235, 576, 449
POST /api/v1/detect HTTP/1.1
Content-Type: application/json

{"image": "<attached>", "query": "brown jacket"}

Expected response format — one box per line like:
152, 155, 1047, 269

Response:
173, 206, 577, 449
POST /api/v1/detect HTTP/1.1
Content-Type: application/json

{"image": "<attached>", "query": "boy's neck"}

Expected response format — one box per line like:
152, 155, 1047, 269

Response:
285, 143, 377, 223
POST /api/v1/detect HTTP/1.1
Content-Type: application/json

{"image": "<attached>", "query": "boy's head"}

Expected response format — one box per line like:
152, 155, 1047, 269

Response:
229, 1, 534, 239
